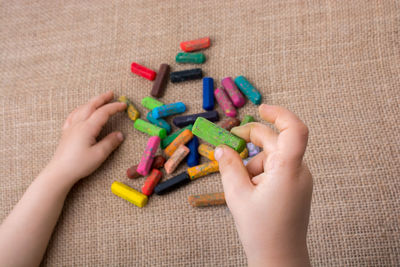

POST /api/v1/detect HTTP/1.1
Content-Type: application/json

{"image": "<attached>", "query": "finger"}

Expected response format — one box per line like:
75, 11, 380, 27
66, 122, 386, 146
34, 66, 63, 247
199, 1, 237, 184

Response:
231, 122, 278, 154
245, 151, 266, 178
88, 91, 114, 110
76, 91, 115, 121
92, 131, 124, 161
214, 145, 253, 198
251, 173, 267, 186
62, 116, 72, 130
88, 102, 127, 135
259, 104, 309, 161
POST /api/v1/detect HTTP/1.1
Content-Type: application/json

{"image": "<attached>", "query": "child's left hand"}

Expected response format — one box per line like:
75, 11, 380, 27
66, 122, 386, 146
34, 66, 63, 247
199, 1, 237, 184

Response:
48, 91, 126, 185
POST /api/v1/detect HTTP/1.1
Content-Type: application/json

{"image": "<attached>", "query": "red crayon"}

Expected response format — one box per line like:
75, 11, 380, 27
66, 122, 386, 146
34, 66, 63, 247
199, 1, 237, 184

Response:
142, 169, 163, 196
180, 37, 210, 52
131, 62, 156, 81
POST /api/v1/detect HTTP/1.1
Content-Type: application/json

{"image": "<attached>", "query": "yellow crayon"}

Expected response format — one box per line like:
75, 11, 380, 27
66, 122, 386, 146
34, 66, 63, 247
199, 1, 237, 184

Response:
198, 143, 215, 161
187, 161, 219, 180
198, 144, 248, 160
119, 96, 140, 121
239, 148, 248, 159
111, 181, 148, 208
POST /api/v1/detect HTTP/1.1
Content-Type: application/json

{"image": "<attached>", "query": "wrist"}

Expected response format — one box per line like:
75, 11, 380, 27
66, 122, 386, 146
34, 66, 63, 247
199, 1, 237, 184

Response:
246, 241, 310, 267
39, 161, 78, 192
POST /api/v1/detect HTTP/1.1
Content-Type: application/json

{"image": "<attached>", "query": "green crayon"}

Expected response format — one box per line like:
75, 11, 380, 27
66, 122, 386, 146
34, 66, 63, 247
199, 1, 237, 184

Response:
161, 124, 193, 149
134, 119, 167, 139
192, 117, 246, 153
175, 52, 206, 64
240, 115, 255, 126
141, 96, 164, 110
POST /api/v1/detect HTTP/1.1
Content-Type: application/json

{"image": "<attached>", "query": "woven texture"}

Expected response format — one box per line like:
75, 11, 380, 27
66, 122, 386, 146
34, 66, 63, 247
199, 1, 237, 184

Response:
1, 0, 399, 266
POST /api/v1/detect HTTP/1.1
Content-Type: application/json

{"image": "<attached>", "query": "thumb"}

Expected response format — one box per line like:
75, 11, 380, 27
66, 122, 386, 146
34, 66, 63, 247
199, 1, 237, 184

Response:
214, 145, 253, 197
93, 131, 124, 161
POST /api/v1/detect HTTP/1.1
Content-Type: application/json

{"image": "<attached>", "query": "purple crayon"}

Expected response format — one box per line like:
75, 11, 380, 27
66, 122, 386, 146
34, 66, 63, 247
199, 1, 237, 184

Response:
221, 77, 246, 108
214, 87, 237, 117
246, 142, 261, 157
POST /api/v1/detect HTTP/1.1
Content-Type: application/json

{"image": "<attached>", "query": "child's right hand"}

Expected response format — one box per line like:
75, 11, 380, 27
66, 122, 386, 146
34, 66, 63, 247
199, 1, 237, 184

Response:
48, 91, 126, 187
214, 104, 313, 266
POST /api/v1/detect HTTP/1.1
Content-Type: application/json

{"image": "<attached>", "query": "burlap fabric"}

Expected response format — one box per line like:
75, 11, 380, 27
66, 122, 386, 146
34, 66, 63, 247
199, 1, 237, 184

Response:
1, 0, 399, 266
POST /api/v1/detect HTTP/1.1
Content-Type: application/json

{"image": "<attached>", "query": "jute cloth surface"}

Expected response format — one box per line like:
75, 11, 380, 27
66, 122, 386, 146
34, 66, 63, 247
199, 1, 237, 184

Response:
1, 0, 399, 266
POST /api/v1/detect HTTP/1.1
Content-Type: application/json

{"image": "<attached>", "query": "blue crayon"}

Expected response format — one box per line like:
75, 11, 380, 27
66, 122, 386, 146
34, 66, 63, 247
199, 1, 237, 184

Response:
202, 77, 214, 111
186, 136, 200, 167
234, 76, 262, 105
151, 102, 186, 119
147, 112, 172, 134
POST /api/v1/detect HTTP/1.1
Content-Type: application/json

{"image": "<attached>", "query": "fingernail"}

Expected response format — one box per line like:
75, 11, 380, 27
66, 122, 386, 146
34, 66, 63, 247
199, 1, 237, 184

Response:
214, 147, 223, 161
230, 126, 238, 132
117, 132, 124, 141
260, 103, 269, 111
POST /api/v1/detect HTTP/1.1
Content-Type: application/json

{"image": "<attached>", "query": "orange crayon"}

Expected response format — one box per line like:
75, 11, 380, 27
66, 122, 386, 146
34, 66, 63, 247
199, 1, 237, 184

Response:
187, 161, 219, 180
164, 129, 193, 157
188, 192, 226, 207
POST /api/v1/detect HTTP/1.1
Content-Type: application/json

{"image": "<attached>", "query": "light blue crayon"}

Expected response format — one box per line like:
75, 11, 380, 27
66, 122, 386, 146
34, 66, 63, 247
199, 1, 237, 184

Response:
151, 102, 186, 119
147, 112, 172, 134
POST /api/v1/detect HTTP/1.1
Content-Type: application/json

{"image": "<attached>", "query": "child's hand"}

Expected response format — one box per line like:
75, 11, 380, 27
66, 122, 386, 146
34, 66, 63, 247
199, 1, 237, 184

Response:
49, 91, 127, 185
214, 104, 313, 266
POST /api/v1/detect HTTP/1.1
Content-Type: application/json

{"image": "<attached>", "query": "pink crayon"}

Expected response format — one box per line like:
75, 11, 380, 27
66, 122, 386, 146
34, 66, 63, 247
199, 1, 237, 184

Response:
214, 87, 237, 117
221, 77, 245, 108
137, 136, 160, 176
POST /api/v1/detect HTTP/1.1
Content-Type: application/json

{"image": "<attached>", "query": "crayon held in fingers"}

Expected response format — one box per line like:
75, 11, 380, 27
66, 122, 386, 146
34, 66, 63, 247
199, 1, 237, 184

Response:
247, 142, 261, 157
188, 192, 226, 207
240, 148, 249, 159
192, 117, 246, 153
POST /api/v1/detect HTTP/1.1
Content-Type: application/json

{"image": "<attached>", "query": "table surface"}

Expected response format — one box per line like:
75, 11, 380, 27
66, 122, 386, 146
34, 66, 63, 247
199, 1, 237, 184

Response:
0, 1, 399, 266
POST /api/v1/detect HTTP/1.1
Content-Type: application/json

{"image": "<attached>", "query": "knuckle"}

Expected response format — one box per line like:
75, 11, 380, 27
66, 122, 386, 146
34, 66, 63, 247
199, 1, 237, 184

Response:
97, 146, 110, 159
